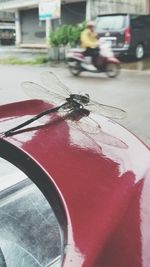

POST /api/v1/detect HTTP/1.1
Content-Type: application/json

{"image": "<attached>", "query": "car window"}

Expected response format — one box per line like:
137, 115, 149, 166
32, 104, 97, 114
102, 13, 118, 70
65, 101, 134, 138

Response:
95, 15, 126, 31
0, 158, 61, 267
130, 16, 145, 28
143, 15, 150, 27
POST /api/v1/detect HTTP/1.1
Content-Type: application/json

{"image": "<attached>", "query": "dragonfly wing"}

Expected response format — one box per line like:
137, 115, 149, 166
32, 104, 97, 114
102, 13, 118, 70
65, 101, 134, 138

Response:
71, 115, 101, 134
40, 71, 71, 98
94, 130, 128, 149
22, 81, 64, 105
68, 115, 127, 149
86, 100, 126, 119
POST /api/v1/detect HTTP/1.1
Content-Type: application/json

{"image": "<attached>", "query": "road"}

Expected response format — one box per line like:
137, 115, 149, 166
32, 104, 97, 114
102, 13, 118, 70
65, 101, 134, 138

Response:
0, 64, 150, 147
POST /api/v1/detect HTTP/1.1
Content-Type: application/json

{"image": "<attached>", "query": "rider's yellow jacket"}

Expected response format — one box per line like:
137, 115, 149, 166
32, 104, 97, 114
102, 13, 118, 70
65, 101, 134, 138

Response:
80, 28, 98, 48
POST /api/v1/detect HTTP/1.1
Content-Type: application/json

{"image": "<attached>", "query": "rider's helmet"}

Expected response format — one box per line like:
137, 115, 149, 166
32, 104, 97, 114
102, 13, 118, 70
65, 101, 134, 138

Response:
86, 21, 95, 28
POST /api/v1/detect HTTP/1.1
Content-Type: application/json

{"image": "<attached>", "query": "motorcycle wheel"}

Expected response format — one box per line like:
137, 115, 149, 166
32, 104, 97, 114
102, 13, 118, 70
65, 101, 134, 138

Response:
106, 63, 120, 78
69, 61, 81, 76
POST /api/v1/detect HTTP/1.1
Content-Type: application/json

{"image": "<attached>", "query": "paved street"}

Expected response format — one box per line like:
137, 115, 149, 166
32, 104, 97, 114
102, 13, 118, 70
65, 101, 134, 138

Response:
0, 64, 150, 147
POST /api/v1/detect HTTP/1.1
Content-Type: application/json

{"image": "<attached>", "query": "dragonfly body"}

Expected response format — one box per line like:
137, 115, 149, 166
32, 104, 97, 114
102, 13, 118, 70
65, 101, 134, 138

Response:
3, 94, 89, 137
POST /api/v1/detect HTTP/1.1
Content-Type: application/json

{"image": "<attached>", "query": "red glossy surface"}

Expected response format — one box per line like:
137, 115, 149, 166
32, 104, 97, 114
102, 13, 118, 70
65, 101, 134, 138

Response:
0, 99, 150, 267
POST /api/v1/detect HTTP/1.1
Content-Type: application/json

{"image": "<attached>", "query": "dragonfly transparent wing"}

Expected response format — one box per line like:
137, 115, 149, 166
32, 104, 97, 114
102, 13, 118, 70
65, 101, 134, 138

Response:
86, 99, 126, 119
68, 116, 127, 149
22, 81, 72, 125
22, 81, 64, 105
78, 120, 127, 148
93, 130, 128, 149
72, 115, 101, 134
40, 71, 71, 98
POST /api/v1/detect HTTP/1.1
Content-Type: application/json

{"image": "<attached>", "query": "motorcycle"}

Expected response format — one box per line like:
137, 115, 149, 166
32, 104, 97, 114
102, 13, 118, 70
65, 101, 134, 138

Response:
66, 40, 121, 78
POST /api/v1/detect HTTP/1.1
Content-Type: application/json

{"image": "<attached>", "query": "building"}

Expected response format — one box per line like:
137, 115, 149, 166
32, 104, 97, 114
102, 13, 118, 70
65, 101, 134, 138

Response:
88, 0, 149, 18
0, 0, 149, 47
0, 0, 86, 47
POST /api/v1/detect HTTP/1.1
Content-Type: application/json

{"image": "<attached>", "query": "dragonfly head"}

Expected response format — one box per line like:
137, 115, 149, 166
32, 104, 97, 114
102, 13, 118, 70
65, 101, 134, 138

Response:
66, 94, 90, 111
70, 93, 89, 104
81, 94, 90, 104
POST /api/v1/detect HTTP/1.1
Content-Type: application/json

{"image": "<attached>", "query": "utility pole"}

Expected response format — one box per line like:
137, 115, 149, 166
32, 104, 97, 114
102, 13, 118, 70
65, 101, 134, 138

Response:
86, 0, 91, 21
46, 18, 51, 47
15, 10, 21, 46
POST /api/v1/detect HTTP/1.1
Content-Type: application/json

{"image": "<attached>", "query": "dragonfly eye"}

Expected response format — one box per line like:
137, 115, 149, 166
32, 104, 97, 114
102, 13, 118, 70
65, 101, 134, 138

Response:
82, 94, 90, 104
85, 93, 89, 98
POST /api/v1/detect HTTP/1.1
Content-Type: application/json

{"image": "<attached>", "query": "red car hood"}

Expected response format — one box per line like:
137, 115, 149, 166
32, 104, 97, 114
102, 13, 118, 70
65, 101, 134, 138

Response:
0, 99, 150, 267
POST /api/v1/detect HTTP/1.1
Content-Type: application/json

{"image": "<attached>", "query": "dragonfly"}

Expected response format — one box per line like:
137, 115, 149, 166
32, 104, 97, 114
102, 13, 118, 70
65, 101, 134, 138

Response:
3, 71, 127, 149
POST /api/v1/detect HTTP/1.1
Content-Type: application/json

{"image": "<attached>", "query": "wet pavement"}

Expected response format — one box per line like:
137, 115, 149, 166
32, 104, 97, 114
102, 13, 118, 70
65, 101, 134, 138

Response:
121, 56, 150, 71
0, 46, 47, 61
0, 46, 150, 70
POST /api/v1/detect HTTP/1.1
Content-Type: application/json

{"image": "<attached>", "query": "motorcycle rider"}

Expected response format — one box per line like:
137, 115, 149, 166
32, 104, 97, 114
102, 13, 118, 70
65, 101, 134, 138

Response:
80, 21, 99, 69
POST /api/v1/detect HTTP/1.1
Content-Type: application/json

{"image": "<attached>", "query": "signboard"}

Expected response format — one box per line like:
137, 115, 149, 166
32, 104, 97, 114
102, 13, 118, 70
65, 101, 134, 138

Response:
39, 0, 61, 20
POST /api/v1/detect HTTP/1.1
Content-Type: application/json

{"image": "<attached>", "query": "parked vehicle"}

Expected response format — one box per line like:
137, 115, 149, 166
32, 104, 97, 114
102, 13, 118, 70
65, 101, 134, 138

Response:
66, 40, 120, 78
95, 13, 150, 60
1, 74, 150, 266
0, 23, 15, 45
